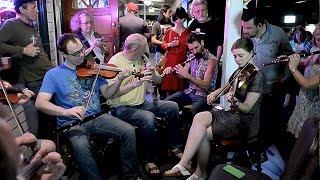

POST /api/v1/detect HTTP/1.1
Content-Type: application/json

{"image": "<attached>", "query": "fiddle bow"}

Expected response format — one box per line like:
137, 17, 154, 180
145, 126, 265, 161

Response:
0, 76, 45, 180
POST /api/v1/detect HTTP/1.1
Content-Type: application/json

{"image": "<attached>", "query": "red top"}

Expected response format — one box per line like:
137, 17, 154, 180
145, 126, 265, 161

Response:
161, 28, 190, 91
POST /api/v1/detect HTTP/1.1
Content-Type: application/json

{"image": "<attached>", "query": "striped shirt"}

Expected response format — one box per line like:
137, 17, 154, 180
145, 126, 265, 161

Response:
185, 50, 218, 97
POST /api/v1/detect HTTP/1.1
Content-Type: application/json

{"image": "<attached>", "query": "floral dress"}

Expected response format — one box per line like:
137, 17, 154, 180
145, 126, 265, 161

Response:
287, 61, 320, 138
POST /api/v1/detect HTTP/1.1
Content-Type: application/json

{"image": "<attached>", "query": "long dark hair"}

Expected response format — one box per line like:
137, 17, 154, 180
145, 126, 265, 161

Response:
171, 7, 189, 22
157, 4, 172, 25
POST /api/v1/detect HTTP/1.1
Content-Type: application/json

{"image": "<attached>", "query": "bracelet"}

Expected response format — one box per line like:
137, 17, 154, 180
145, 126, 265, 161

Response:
291, 68, 297, 74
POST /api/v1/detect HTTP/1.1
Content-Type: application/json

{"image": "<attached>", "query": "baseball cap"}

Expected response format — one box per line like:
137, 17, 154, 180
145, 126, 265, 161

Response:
126, 2, 138, 12
13, 0, 37, 13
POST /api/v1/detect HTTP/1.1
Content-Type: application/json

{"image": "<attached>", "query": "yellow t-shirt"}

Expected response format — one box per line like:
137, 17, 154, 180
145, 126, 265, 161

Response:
107, 52, 146, 107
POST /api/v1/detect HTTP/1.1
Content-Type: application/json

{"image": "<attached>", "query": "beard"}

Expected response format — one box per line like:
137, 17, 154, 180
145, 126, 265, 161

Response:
242, 33, 253, 38
194, 51, 204, 59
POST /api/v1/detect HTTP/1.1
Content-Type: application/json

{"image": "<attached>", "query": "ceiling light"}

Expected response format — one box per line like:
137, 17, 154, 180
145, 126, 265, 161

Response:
284, 15, 296, 24
294, 0, 307, 4
144, 0, 152, 6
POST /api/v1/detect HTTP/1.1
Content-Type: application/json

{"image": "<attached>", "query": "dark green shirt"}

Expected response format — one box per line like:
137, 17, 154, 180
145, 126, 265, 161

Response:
0, 18, 53, 83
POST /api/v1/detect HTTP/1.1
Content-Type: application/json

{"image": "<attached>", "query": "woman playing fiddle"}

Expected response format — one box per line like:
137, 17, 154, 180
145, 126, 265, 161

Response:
70, 11, 108, 64
164, 38, 267, 179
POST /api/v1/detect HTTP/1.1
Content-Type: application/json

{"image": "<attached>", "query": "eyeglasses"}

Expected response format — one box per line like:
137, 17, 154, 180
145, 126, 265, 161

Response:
68, 47, 85, 57
80, 21, 93, 25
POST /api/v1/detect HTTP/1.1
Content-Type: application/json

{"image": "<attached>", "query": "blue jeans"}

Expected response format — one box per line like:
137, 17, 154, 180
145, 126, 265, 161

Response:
165, 91, 211, 117
112, 100, 182, 162
63, 113, 138, 179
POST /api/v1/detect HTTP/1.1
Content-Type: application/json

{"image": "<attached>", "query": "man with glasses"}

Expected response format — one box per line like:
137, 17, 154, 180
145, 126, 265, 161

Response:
35, 33, 141, 179
188, 0, 224, 61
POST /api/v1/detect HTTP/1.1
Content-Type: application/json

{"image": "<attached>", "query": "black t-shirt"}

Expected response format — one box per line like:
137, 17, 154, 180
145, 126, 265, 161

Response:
188, 18, 224, 56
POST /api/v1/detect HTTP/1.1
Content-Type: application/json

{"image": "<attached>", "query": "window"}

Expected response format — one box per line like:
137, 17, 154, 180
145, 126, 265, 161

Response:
73, 0, 109, 9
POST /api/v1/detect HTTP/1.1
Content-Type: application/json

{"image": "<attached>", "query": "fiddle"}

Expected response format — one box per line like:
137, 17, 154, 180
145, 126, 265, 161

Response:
208, 53, 256, 108
236, 63, 257, 97
229, 63, 257, 112
263, 51, 320, 66
76, 60, 144, 79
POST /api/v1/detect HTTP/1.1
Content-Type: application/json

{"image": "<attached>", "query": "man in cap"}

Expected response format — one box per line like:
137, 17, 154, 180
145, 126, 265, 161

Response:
0, 0, 53, 94
119, 2, 150, 48
0, 0, 53, 136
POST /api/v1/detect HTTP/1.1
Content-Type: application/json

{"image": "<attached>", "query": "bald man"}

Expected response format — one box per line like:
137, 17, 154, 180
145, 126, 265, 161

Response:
107, 33, 182, 175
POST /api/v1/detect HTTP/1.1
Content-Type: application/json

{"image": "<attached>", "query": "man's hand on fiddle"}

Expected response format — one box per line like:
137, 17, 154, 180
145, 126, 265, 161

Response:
23, 42, 40, 57
17, 88, 35, 104
62, 106, 85, 120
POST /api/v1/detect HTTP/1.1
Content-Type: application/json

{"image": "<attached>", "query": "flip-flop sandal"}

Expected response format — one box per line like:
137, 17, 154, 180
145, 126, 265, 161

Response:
163, 163, 191, 177
186, 173, 207, 180
145, 163, 161, 176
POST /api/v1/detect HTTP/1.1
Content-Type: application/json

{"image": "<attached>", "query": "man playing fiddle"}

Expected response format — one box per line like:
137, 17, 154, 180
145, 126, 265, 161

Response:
35, 33, 140, 179
107, 33, 182, 175
164, 32, 218, 117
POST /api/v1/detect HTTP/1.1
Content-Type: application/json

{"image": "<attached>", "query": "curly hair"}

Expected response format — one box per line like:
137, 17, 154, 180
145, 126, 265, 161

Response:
70, 11, 93, 33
